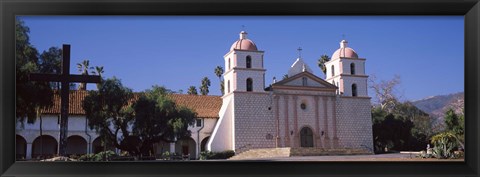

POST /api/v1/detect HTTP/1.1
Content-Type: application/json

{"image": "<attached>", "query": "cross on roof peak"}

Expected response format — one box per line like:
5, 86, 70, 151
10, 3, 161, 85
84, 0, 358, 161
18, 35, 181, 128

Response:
297, 47, 303, 58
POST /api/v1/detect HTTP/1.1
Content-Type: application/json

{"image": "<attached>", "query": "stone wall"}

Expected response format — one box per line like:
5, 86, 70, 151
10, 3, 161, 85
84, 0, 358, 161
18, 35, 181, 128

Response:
336, 97, 374, 152
233, 92, 276, 150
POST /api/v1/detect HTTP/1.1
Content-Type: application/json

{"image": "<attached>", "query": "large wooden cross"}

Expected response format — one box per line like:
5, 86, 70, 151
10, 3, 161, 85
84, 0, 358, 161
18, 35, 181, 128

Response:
30, 44, 101, 156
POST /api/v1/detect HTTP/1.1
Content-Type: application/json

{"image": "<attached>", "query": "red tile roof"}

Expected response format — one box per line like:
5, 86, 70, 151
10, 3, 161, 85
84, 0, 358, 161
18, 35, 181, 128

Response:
41, 91, 222, 118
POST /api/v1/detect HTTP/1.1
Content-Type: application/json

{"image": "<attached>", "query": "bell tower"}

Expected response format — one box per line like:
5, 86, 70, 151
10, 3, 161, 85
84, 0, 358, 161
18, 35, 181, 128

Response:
223, 31, 266, 94
325, 40, 368, 97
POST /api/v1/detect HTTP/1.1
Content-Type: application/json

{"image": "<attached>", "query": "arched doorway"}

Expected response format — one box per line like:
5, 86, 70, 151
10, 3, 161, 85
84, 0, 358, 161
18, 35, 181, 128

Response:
92, 137, 115, 154
16, 135, 27, 160
175, 137, 196, 159
32, 135, 58, 159
66, 135, 87, 156
300, 127, 314, 147
200, 136, 210, 152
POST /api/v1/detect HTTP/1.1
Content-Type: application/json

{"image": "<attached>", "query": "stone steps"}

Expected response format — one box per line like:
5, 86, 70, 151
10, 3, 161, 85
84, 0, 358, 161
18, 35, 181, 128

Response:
290, 147, 372, 156
228, 148, 291, 160
229, 147, 372, 160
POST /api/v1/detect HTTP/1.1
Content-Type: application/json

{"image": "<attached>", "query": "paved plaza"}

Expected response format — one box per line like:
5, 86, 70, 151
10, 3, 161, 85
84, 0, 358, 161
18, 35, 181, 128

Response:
227, 152, 465, 162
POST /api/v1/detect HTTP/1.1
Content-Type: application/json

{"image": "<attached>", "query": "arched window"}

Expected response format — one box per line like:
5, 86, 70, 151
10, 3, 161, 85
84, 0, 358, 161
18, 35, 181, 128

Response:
246, 56, 252, 68
352, 84, 357, 97
350, 63, 355, 75
302, 77, 307, 86
228, 58, 231, 69
246, 78, 253, 92
331, 65, 335, 77
227, 80, 230, 93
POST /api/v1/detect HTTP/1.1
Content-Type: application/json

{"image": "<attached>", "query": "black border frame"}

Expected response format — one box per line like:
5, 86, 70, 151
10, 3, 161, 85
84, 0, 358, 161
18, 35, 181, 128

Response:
1, 0, 479, 176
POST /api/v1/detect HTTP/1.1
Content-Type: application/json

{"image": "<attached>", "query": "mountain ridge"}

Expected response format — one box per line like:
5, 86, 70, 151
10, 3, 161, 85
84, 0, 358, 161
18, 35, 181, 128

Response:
411, 92, 464, 127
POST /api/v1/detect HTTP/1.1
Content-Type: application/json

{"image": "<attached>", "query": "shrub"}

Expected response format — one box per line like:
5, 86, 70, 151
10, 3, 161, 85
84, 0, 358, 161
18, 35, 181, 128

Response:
78, 150, 117, 161
200, 150, 235, 160
161, 151, 171, 160
199, 151, 213, 160
431, 132, 457, 159
78, 153, 96, 161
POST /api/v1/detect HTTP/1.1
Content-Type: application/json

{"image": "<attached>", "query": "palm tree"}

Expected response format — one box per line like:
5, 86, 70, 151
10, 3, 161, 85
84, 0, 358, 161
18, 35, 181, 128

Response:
317, 54, 331, 74
214, 66, 224, 95
187, 86, 198, 95
200, 77, 211, 95
77, 60, 93, 90
91, 66, 104, 90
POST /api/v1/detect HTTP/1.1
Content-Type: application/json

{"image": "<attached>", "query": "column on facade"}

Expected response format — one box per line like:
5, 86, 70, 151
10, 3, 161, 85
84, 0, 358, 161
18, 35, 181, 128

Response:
292, 95, 299, 148
26, 143, 32, 159
274, 95, 280, 147
315, 96, 321, 147
331, 97, 339, 148
283, 95, 290, 147
87, 142, 91, 154
322, 97, 330, 149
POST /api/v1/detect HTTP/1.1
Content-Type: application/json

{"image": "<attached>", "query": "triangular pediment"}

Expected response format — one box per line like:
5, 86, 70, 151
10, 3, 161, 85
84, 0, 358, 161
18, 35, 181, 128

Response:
272, 71, 337, 91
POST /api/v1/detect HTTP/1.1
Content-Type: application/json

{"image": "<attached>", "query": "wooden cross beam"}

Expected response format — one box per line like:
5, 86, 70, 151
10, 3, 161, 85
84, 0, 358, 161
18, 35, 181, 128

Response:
29, 44, 101, 156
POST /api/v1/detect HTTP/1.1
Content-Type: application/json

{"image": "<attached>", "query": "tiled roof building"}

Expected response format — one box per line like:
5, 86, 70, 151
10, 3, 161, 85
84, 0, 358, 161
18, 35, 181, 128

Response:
41, 91, 222, 118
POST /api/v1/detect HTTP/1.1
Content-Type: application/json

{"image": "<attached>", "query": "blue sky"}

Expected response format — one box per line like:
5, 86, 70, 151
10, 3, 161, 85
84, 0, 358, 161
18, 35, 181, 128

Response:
19, 16, 464, 101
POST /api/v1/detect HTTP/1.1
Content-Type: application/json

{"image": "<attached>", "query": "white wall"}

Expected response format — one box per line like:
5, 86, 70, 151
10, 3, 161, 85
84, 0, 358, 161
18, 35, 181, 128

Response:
207, 96, 234, 152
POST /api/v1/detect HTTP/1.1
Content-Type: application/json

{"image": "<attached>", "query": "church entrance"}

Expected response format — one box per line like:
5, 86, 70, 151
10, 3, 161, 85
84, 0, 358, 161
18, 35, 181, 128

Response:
300, 127, 314, 147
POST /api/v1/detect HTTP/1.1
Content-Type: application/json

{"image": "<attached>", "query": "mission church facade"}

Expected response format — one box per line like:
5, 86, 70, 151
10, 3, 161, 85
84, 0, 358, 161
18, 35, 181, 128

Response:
16, 31, 373, 160
207, 31, 373, 153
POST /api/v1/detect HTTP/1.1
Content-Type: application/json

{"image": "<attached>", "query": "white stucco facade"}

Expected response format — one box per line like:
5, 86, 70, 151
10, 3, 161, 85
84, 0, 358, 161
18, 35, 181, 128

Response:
16, 114, 218, 160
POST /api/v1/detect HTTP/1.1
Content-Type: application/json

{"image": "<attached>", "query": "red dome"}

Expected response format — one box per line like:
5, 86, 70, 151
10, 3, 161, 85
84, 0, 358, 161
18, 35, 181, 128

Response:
332, 47, 358, 59
230, 31, 258, 51
331, 40, 358, 59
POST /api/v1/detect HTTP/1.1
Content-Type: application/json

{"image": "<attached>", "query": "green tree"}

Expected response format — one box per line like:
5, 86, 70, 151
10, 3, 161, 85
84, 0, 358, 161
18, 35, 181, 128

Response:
444, 109, 462, 133
38, 47, 62, 90
83, 81, 196, 157
214, 66, 224, 95
372, 101, 432, 152
372, 112, 415, 152
187, 86, 198, 95
77, 59, 93, 90
200, 77, 211, 95
15, 18, 54, 124
443, 108, 464, 150
82, 77, 135, 156
132, 86, 196, 156
317, 54, 330, 74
